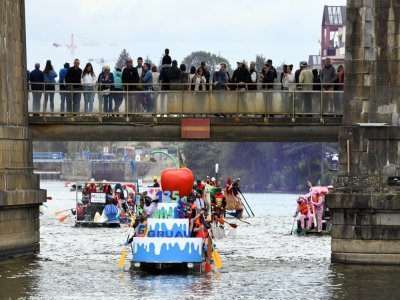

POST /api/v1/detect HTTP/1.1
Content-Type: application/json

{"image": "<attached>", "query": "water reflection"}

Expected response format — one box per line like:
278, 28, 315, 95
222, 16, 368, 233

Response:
0, 182, 400, 299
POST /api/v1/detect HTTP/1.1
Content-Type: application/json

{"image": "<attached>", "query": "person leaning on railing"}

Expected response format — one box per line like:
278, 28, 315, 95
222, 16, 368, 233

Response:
213, 63, 229, 91
140, 62, 154, 112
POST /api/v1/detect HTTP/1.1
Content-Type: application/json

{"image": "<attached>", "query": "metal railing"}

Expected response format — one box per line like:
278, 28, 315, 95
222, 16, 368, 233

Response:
27, 83, 344, 120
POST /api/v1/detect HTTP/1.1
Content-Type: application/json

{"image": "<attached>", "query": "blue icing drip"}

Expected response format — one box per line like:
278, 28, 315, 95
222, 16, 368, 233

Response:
148, 222, 189, 237
134, 241, 202, 263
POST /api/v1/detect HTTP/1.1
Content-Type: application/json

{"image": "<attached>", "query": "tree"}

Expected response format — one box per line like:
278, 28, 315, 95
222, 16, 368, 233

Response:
255, 54, 266, 72
115, 49, 131, 70
181, 51, 232, 74
144, 55, 153, 66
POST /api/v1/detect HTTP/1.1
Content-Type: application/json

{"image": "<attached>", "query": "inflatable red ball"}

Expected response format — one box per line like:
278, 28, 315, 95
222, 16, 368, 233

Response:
161, 168, 194, 198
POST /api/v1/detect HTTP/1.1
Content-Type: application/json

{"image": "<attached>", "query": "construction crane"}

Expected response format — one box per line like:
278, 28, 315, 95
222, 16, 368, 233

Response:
53, 34, 118, 57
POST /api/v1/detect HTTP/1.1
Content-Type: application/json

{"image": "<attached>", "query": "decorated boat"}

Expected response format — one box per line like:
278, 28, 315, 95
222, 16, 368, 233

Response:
130, 167, 221, 272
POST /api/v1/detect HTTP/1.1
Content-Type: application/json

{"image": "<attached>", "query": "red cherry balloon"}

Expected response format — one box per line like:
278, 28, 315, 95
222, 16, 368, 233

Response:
161, 168, 194, 198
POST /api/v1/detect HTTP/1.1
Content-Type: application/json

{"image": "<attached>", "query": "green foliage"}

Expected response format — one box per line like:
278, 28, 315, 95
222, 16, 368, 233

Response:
115, 49, 131, 70
181, 51, 232, 73
182, 142, 337, 192
255, 54, 266, 72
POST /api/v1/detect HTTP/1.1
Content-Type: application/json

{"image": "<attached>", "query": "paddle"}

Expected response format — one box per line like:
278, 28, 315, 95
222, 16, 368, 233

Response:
57, 214, 71, 222
226, 212, 251, 225
212, 249, 223, 269
215, 217, 238, 229
117, 234, 130, 269
117, 248, 127, 269
239, 191, 255, 217
55, 208, 76, 215
290, 218, 296, 235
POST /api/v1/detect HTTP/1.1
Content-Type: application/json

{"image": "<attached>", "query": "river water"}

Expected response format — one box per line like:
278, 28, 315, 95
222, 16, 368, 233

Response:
1, 182, 400, 299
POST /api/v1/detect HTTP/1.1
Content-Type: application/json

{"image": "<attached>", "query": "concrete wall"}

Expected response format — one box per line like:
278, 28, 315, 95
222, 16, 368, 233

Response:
0, 0, 46, 259
327, 1, 400, 265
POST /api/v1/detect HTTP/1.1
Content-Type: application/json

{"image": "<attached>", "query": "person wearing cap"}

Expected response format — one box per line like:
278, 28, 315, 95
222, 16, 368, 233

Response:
152, 175, 160, 187
248, 61, 258, 91
299, 61, 314, 113
210, 177, 217, 187
231, 60, 251, 90
212, 63, 229, 91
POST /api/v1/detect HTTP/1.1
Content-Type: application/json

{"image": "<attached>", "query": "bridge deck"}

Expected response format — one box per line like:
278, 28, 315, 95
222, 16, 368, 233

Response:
28, 89, 343, 142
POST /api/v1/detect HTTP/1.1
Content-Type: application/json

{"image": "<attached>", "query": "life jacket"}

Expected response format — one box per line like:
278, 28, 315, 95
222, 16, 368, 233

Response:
88, 184, 97, 193
214, 193, 224, 208
102, 184, 112, 194
312, 194, 318, 203
299, 203, 308, 215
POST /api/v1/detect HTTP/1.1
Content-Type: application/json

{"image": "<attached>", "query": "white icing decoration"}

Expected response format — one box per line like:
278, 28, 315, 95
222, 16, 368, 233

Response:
134, 238, 202, 256
147, 219, 189, 231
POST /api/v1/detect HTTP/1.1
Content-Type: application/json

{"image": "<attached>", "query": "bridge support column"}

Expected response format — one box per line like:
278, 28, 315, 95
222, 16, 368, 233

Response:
0, 0, 46, 259
327, 1, 400, 264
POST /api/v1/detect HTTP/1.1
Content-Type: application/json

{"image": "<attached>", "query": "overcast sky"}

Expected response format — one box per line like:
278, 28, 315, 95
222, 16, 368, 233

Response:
25, 0, 346, 74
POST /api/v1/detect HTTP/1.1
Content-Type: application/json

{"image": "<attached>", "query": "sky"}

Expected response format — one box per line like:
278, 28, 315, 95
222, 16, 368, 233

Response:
25, 0, 346, 74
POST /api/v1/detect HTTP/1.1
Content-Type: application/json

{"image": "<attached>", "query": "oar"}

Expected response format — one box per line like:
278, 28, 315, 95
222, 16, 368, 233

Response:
212, 249, 223, 269
215, 217, 238, 228
290, 218, 296, 235
57, 214, 71, 222
226, 212, 251, 225
239, 191, 255, 217
117, 235, 130, 269
55, 208, 76, 215
117, 248, 127, 269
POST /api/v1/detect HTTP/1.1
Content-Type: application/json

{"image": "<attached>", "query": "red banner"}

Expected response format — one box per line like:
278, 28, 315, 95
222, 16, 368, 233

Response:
181, 119, 210, 139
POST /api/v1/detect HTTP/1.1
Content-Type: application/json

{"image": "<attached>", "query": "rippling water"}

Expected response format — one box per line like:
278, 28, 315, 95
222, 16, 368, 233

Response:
1, 182, 400, 299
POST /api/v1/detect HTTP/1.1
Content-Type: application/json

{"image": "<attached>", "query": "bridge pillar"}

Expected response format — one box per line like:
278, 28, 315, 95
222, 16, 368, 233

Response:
0, 0, 46, 259
327, 1, 400, 264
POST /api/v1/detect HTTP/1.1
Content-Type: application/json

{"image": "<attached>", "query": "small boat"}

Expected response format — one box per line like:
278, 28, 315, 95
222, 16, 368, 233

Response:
295, 217, 332, 236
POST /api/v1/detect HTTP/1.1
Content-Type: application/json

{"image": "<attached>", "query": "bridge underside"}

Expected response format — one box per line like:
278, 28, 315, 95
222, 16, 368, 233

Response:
29, 116, 340, 142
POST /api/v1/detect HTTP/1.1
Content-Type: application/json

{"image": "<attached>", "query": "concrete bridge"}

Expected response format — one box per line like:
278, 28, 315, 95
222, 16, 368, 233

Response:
27, 84, 343, 142
2, 0, 400, 264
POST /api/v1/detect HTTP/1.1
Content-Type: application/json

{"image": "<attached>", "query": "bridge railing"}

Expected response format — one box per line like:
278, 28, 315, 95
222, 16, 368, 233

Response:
27, 83, 343, 118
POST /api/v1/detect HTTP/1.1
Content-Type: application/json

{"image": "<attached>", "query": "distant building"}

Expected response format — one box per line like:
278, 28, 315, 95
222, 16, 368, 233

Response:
321, 5, 346, 67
